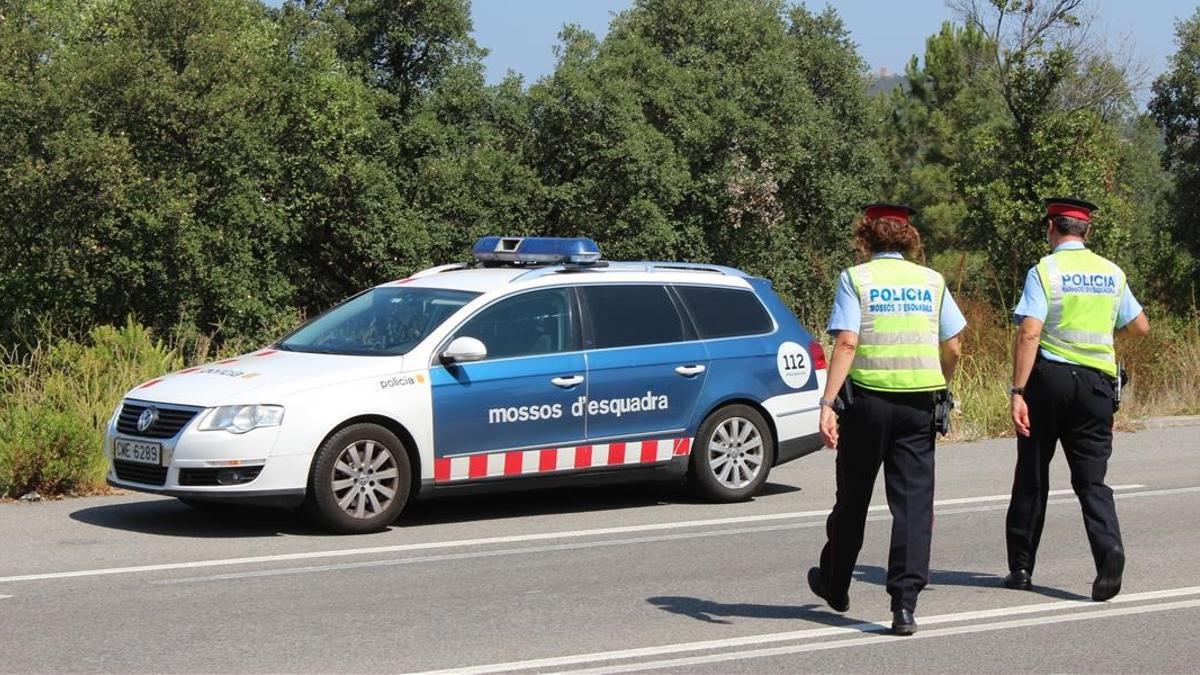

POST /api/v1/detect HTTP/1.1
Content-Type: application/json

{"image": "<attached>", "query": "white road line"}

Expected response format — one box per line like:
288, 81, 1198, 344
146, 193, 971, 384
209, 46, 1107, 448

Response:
157, 486, 1194, 584
0, 594, 12, 600
0, 483, 1155, 585
561, 599, 1200, 674
410, 586, 1200, 675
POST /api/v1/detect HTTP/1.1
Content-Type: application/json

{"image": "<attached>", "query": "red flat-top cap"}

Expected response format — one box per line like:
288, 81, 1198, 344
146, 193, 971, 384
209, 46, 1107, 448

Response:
862, 202, 916, 223
1044, 197, 1097, 222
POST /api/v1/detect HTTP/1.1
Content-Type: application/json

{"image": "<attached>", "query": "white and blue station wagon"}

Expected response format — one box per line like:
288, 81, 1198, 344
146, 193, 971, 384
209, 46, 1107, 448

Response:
106, 237, 827, 533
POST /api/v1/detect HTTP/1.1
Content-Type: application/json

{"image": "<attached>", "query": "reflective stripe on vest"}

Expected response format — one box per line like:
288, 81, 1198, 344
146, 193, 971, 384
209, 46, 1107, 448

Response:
1035, 249, 1124, 377
847, 258, 947, 392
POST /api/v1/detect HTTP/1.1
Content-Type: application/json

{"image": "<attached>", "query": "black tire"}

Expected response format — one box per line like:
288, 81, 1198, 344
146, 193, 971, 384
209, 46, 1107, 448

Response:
687, 404, 774, 502
304, 423, 412, 534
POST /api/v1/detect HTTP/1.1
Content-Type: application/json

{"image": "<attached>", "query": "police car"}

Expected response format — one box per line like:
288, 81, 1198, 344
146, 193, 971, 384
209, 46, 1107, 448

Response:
105, 238, 827, 533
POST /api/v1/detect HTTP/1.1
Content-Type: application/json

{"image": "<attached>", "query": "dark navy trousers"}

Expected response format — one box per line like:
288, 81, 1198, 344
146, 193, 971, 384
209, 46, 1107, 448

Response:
820, 385, 937, 612
1006, 358, 1123, 574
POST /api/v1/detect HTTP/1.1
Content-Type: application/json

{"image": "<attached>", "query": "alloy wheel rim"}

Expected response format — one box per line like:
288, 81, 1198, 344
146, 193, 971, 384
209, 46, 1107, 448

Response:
331, 440, 400, 519
707, 416, 764, 489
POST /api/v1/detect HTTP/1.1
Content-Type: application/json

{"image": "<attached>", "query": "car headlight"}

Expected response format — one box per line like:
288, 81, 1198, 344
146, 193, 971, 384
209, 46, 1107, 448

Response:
197, 405, 285, 434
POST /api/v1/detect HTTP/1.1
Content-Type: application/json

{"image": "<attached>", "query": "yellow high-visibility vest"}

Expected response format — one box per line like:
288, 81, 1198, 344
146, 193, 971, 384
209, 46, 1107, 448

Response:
1035, 248, 1124, 377
847, 257, 947, 392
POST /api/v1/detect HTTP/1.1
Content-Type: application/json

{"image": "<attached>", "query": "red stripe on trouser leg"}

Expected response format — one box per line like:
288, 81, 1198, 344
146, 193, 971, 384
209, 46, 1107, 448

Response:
468, 454, 488, 479
504, 451, 523, 476
574, 445, 592, 468
609, 442, 625, 464
674, 437, 692, 456
641, 440, 657, 463
539, 449, 557, 472
434, 458, 451, 483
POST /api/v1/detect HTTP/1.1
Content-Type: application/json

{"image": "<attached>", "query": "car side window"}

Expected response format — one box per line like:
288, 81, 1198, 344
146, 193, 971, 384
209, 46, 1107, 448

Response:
453, 288, 577, 360
675, 285, 774, 338
580, 285, 689, 348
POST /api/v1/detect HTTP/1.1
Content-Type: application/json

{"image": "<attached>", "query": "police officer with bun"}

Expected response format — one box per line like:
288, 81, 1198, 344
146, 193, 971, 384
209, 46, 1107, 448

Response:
808, 204, 965, 636
1004, 198, 1150, 601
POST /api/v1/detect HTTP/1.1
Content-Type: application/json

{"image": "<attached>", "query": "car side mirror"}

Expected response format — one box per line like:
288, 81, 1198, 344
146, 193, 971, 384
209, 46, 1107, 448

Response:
441, 336, 487, 364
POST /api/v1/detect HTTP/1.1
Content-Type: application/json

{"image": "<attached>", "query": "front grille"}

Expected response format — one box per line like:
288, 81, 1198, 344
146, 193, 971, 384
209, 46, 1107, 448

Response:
178, 466, 263, 486
113, 460, 168, 486
117, 401, 201, 439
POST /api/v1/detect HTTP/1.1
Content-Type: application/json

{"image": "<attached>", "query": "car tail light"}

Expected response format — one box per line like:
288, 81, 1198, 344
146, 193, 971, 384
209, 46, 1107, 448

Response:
809, 339, 827, 370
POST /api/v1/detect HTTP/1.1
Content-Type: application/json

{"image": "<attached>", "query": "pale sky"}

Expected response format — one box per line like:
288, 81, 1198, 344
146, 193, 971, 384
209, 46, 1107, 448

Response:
471, 0, 1197, 103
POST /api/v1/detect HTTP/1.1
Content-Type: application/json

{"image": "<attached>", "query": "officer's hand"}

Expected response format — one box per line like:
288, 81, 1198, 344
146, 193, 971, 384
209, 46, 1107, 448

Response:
819, 406, 838, 449
1011, 395, 1031, 438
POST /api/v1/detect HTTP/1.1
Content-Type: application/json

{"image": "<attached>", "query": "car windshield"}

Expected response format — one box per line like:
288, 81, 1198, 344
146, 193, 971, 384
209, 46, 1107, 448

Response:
278, 286, 480, 356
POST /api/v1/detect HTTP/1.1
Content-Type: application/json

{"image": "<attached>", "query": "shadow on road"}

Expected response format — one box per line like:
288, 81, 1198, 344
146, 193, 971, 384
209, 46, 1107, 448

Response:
69, 480, 802, 537
401, 480, 801, 528
646, 596, 875, 629
853, 564, 1090, 601
69, 499, 323, 538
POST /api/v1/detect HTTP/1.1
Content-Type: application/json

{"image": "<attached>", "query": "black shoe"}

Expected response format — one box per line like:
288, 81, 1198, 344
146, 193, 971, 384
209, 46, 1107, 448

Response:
1003, 568, 1032, 590
807, 567, 849, 612
891, 609, 916, 636
1092, 547, 1125, 601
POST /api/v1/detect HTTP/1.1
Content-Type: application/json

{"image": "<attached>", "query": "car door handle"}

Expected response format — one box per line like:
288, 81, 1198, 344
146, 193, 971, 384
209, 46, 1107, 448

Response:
675, 364, 707, 377
551, 375, 585, 388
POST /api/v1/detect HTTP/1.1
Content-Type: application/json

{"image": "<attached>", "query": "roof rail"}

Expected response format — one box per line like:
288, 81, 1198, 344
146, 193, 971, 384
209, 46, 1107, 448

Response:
644, 262, 745, 276
407, 262, 471, 279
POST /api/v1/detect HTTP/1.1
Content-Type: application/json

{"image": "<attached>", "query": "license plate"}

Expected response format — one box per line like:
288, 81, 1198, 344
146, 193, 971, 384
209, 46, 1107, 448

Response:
114, 438, 162, 466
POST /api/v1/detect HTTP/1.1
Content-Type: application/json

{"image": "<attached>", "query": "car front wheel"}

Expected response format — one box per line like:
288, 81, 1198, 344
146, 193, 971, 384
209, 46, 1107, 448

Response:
305, 423, 411, 534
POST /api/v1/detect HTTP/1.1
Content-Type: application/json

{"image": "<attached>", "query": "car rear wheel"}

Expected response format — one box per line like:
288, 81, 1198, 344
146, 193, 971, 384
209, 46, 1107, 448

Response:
305, 423, 412, 534
687, 404, 774, 502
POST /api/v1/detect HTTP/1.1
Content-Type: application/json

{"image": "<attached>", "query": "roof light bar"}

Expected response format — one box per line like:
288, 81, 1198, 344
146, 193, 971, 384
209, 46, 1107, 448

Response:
472, 236, 601, 265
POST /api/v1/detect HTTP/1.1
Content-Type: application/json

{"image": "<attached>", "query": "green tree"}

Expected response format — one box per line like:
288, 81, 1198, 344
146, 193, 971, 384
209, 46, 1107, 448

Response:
877, 22, 1006, 253
0, 0, 475, 344
881, 1, 1161, 305
527, 0, 883, 324
1150, 8, 1200, 300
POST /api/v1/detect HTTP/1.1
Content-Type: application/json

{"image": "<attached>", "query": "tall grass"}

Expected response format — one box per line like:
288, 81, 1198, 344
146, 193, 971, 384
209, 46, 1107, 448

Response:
949, 297, 1014, 440
0, 319, 263, 498
947, 298, 1200, 441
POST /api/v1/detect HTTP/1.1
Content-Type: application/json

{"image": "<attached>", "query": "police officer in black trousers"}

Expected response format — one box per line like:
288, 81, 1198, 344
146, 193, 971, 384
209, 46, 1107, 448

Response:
1005, 198, 1150, 600
808, 204, 965, 635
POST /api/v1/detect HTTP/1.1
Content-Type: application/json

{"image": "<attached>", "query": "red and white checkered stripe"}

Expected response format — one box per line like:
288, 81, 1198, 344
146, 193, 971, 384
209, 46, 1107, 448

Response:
433, 437, 693, 484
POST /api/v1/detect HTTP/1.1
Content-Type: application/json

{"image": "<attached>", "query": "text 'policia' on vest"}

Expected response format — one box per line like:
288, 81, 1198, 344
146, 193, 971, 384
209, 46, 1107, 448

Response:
847, 241, 947, 392
1035, 239, 1126, 378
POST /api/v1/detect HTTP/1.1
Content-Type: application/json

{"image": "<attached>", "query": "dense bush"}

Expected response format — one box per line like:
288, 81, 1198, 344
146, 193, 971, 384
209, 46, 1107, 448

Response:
0, 321, 188, 497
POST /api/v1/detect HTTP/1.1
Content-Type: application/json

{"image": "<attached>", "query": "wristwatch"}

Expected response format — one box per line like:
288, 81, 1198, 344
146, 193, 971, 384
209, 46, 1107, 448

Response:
819, 398, 837, 408
1009, 386, 1026, 396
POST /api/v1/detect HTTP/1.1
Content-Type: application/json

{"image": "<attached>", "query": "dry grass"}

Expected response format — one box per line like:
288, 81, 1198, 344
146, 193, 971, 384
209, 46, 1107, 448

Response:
0, 319, 250, 498
947, 298, 1200, 440
947, 296, 1015, 441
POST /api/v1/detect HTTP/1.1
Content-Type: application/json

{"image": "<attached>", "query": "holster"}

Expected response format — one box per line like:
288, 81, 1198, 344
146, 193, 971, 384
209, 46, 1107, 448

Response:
1113, 365, 1129, 412
933, 389, 954, 436
833, 378, 855, 414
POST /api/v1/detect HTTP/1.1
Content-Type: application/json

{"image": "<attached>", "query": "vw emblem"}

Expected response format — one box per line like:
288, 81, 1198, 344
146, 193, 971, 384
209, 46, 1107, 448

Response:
136, 407, 159, 433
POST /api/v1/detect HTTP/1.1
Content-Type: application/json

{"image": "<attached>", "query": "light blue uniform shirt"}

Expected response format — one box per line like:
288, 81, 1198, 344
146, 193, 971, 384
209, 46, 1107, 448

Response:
826, 252, 967, 340
1012, 241, 1143, 364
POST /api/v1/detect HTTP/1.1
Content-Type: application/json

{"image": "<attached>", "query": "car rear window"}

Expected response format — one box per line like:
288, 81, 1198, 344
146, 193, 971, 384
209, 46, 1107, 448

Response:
675, 285, 774, 338
580, 285, 689, 348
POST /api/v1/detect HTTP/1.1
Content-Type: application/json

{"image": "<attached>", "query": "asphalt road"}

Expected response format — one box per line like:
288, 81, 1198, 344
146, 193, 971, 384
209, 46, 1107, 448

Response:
2, 425, 1198, 673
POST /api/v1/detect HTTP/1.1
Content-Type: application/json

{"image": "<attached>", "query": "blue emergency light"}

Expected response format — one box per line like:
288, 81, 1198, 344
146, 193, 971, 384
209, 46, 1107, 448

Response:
472, 236, 601, 265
